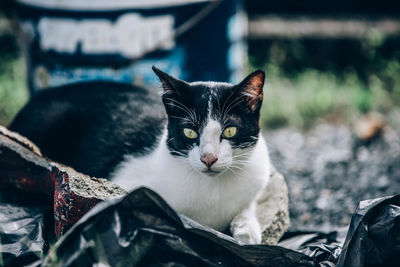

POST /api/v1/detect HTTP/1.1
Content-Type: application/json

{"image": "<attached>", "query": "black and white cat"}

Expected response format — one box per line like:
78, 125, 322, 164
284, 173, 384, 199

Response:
10, 67, 270, 244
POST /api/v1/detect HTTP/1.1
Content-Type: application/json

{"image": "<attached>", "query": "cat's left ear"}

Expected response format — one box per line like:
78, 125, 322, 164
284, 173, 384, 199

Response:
236, 70, 265, 112
152, 66, 188, 96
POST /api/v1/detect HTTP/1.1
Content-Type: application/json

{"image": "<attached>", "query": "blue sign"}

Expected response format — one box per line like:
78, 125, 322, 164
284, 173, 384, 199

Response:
14, 0, 247, 93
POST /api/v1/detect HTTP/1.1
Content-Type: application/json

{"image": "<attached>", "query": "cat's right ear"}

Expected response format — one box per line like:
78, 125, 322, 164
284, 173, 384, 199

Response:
236, 70, 265, 113
152, 66, 188, 96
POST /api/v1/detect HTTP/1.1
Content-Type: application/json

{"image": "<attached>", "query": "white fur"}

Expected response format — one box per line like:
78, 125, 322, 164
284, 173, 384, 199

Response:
230, 200, 262, 244
111, 122, 270, 242
188, 119, 233, 174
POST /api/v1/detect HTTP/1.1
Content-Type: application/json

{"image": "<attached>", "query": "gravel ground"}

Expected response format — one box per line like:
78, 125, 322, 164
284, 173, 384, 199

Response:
265, 122, 400, 231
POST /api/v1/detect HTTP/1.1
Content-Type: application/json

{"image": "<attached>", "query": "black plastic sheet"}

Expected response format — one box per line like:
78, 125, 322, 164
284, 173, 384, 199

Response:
43, 188, 314, 267
337, 195, 400, 267
278, 229, 346, 266
2, 187, 400, 266
42, 188, 400, 266
0, 203, 47, 267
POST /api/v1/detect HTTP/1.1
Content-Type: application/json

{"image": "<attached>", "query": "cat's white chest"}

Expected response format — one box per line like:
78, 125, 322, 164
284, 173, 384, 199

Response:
169, 170, 269, 230
111, 133, 270, 231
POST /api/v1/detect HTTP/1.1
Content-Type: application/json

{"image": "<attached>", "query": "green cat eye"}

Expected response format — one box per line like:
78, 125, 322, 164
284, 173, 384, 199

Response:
222, 126, 237, 138
183, 128, 198, 139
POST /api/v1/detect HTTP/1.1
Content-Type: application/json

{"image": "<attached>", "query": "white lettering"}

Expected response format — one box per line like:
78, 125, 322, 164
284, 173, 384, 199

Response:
37, 14, 175, 57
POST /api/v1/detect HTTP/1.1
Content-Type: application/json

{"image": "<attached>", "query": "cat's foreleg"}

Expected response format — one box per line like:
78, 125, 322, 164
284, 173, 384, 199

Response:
230, 200, 261, 244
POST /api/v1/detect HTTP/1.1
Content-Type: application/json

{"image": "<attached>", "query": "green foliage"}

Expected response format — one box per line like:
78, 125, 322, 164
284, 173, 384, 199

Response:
0, 55, 28, 126
257, 63, 397, 129
250, 32, 400, 129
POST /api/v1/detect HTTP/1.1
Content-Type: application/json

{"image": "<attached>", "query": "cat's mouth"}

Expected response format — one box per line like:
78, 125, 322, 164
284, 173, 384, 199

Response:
202, 169, 221, 176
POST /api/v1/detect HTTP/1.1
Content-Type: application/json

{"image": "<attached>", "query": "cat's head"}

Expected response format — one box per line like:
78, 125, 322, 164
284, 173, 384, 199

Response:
153, 66, 265, 176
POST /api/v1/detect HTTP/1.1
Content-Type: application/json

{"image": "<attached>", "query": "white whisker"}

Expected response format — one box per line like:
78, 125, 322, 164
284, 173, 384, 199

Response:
164, 97, 197, 124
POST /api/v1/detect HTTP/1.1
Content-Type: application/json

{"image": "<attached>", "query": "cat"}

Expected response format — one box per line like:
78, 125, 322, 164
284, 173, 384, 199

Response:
9, 66, 270, 244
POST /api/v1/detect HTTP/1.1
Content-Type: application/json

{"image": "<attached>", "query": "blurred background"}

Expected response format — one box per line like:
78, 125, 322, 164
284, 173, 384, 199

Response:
0, 0, 399, 231
246, 0, 400, 231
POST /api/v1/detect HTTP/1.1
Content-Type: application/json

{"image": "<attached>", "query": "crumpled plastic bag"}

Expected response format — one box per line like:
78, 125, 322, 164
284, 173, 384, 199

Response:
2, 187, 400, 266
337, 195, 400, 267
278, 229, 346, 266
0, 203, 47, 267
43, 188, 313, 267
42, 188, 400, 266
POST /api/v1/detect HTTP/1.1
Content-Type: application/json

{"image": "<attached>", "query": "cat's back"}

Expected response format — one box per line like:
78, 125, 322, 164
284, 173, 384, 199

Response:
10, 81, 166, 178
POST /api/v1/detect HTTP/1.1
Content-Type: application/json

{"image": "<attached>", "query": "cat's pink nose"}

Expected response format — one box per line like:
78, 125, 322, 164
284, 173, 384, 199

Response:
200, 153, 218, 168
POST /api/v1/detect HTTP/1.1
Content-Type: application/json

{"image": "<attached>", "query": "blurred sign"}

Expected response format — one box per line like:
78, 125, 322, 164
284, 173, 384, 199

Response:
14, 0, 247, 93
38, 15, 175, 56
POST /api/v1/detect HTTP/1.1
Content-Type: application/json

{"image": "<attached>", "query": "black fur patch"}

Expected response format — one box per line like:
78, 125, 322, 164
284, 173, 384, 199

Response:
9, 81, 166, 178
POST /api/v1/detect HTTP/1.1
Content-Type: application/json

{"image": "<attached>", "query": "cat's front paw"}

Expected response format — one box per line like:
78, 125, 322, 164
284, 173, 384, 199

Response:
230, 218, 262, 245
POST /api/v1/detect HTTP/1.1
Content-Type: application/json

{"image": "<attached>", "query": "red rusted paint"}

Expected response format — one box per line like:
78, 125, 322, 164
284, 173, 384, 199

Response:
0, 132, 104, 238
52, 169, 103, 236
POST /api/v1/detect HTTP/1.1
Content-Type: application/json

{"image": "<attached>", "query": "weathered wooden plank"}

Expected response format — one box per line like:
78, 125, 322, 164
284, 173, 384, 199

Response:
249, 16, 400, 39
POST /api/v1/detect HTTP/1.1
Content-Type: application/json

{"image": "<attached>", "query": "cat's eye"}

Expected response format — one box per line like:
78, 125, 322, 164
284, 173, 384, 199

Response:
183, 128, 198, 139
222, 127, 237, 138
